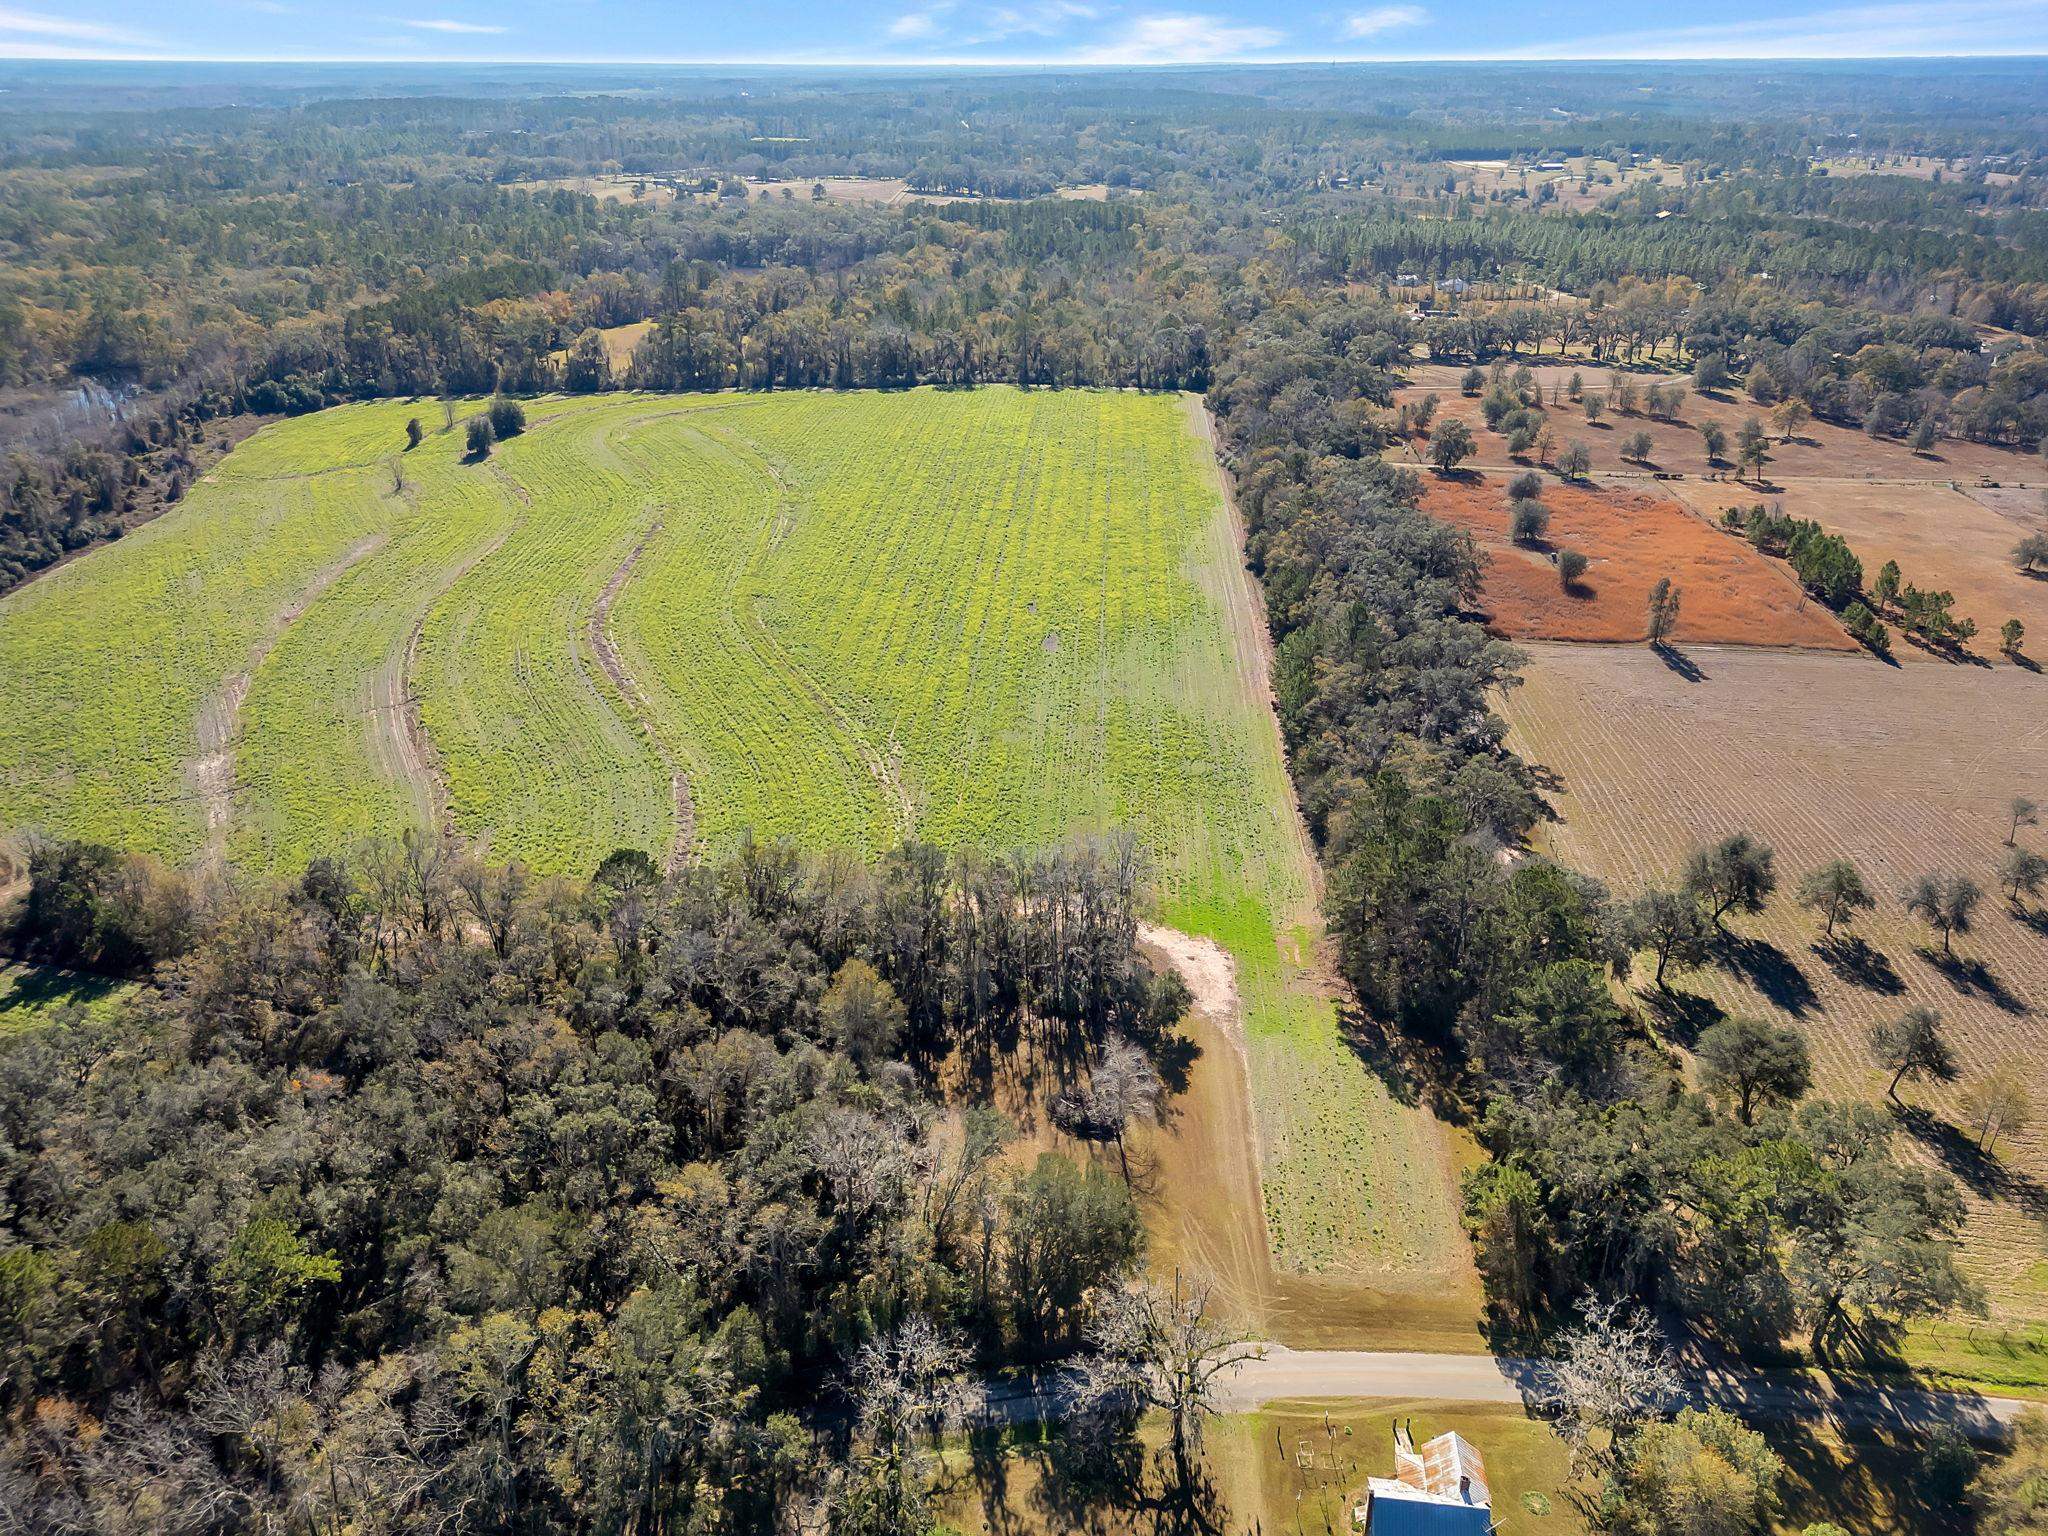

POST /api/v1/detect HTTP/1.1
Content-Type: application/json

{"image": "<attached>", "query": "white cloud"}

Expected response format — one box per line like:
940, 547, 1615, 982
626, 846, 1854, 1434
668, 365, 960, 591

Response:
1076, 10, 1284, 61
1496, 0, 2048, 58
0, 5, 156, 45
404, 17, 508, 33
1342, 4, 1426, 37
979, 0, 1099, 38
888, 8, 945, 37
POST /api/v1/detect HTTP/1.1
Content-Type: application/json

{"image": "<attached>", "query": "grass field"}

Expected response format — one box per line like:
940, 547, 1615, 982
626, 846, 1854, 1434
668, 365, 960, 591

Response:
1396, 363, 2048, 490
1394, 363, 2046, 666
1663, 477, 2048, 662
937, 1397, 1953, 1536
0, 385, 1470, 1321
1500, 641, 2048, 1318
0, 962, 135, 1035
938, 1401, 1588, 1536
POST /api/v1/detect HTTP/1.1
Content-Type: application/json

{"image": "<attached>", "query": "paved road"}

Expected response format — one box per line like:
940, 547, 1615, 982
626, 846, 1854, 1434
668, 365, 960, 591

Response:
980, 1346, 2038, 1440
1215, 1347, 2036, 1436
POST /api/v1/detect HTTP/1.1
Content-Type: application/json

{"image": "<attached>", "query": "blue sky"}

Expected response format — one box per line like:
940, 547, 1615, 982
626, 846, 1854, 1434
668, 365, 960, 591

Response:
6, 0, 2048, 64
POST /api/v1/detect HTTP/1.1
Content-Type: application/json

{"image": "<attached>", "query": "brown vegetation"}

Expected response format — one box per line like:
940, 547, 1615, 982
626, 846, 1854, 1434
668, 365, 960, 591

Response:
1419, 472, 1855, 649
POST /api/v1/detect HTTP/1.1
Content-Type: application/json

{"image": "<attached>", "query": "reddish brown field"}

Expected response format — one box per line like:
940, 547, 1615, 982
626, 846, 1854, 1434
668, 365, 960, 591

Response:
1501, 642, 2048, 1315
1420, 471, 1855, 649
1666, 477, 2048, 664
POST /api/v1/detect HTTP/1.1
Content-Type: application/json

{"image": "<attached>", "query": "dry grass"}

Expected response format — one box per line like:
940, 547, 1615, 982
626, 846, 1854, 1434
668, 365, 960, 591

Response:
1437, 155, 1683, 213
938, 1398, 1950, 1536
1501, 641, 2048, 1317
1810, 154, 1967, 180
1416, 471, 1854, 649
1397, 364, 2048, 487
505, 174, 682, 207
1657, 478, 2048, 667
935, 1402, 1586, 1536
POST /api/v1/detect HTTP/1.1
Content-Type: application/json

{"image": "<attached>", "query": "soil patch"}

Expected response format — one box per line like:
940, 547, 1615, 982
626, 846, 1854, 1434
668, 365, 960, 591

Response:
1420, 472, 1854, 649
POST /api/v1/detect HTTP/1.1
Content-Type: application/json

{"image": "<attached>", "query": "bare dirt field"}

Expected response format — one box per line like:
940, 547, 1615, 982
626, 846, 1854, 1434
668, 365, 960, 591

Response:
1663, 477, 2048, 663
1418, 471, 1854, 649
1500, 641, 2048, 1316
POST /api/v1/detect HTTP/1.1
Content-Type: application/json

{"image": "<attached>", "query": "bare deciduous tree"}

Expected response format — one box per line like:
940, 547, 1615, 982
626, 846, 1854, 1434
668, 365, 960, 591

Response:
1052, 1033, 1164, 1178
1532, 1296, 1680, 1469
1068, 1271, 1261, 1491
839, 1316, 973, 1536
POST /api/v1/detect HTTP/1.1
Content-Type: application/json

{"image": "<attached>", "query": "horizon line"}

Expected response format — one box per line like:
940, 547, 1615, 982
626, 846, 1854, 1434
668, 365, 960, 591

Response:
6, 51, 2048, 68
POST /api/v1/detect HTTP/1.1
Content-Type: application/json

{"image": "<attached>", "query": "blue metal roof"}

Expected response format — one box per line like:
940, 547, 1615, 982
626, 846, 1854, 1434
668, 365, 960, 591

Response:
1366, 1497, 1494, 1536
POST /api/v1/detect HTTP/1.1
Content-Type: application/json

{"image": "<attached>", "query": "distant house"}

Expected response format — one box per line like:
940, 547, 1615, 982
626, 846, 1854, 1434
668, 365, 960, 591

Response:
1536, 160, 1567, 172
1396, 273, 1423, 286
1354, 1426, 1495, 1536
1440, 277, 1470, 296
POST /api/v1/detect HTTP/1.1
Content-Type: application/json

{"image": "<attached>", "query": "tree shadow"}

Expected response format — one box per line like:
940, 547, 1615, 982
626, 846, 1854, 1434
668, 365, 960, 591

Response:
1561, 578, 1597, 602
1922, 948, 2030, 1015
1651, 641, 1707, 682
1891, 1102, 2048, 1220
1814, 935, 1906, 995
1011, 1427, 1231, 1536
2015, 906, 2048, 939
1334, 995, 1464, 1122
1758, 1414, 1973, 1536
1712, 932, 1818, 1016
1638, 984, 1725, 1048
1900, 629, 1992, 667
2012, 651, 2042, 674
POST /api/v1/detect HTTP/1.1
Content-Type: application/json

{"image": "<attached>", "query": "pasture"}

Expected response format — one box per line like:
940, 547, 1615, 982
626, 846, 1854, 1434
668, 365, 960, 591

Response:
1416, 471, 1853, 649
1500, 641, 2048, 1316
0, 962, 135, 1036
1663, 476, 2048, 660
1397, 363, 2048, 485
0, 386, 1470, 1326
1394, 363, 2047, 662
1437, 155, 1683, 213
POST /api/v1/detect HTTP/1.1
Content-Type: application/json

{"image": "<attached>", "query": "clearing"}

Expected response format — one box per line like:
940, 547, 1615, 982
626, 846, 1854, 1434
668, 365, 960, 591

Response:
1437, 155, 1683, 213
0, 386, 1474, 1341
1396, 363, 2047, 486
1396, 363, 2046, 662
1499, 641, 2048, 1318
0, 962, 135, 1035
1418, 471, 1854, 649
1663, 477, 2048, 662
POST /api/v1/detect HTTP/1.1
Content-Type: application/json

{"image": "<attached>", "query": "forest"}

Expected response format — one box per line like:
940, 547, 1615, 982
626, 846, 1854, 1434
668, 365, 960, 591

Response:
0, 832, 1189, 1531
4, 56, 2048, 1536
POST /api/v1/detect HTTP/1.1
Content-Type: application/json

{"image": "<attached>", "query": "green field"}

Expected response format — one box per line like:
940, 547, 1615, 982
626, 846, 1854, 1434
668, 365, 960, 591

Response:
0, 962, 136, 1035
0, 387, 1465, 1291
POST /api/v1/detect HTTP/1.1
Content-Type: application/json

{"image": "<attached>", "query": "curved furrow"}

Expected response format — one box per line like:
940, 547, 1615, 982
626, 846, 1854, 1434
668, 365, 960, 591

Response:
603, 412, 897, 857
588, 521, 696, 872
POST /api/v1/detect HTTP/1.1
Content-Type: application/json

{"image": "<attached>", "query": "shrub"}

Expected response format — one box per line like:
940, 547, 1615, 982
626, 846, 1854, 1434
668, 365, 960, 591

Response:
488, 397, 527, 439
1558, 549, 1589, 587
465, 416, 494, 458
